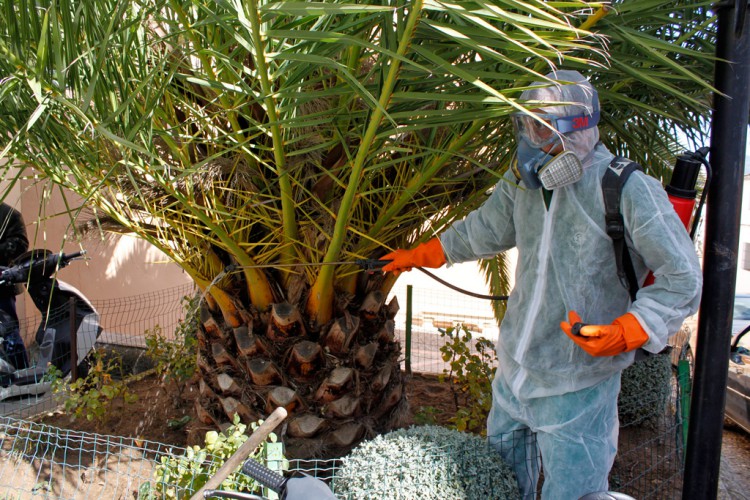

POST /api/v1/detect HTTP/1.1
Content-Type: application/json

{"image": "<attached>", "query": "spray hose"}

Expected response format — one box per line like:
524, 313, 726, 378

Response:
414, 267, 509, 301
687, 147, 711, 240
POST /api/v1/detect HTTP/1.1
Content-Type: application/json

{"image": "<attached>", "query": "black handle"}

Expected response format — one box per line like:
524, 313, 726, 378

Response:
355, 259, 392, 272
571, 322, 589, 336
241, 459, 287, 494
63, 251, 85, 260
53, 250, 86, 271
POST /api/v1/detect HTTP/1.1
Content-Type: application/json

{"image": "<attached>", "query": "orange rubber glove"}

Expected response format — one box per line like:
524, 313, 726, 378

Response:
381, 238, 446, 276
560, 310, 649, 357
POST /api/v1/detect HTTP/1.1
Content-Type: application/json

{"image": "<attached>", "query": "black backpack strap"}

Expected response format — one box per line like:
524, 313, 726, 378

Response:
602, 157, 644, 302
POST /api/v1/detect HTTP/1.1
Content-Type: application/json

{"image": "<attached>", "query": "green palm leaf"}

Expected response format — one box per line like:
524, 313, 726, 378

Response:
0, 0, 716, 451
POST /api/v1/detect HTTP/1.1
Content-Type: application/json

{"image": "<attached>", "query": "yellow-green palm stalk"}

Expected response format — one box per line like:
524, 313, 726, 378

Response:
0, 0, 715, 457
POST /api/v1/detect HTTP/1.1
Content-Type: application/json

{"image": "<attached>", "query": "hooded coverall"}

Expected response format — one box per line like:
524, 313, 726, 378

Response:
439, 140, 702, 498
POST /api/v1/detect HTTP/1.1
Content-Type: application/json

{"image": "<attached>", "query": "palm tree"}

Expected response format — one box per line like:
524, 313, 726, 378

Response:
0, 0, 715, 457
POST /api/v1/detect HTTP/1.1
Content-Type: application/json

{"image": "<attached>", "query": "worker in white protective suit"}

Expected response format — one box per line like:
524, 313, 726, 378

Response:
381, 70, 702, 499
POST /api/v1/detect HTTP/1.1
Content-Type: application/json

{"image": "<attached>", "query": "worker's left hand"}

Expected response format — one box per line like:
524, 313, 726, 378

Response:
560, 310, 649, 357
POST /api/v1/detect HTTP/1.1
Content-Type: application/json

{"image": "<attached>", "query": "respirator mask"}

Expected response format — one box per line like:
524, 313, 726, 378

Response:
510, 104, 600, 190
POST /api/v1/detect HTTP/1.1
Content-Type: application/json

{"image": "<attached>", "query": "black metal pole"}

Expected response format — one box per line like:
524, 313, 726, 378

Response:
683, 1, 750, 497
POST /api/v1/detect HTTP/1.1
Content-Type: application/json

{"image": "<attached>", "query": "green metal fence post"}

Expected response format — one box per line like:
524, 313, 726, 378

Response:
678, 359, 692, 455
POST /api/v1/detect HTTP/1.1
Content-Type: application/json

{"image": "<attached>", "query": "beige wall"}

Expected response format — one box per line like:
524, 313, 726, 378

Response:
6, 174, 192, 340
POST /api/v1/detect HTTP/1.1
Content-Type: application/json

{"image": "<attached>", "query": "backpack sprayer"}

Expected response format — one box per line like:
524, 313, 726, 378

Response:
669, 147, 711, 237
642, 147, 711, 288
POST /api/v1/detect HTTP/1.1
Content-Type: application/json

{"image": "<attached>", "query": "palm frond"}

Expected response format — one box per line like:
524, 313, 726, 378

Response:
0, 0, 716, 322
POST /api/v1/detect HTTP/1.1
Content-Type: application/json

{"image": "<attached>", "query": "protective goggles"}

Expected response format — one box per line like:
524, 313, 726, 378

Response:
511, 108, 600, 148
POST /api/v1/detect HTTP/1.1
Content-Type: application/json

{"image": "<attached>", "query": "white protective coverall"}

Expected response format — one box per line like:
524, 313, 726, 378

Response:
438, 71, 702, 499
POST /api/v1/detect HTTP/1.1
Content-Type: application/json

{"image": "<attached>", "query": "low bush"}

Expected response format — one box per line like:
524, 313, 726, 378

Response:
47, 349, 137, 424
618, 352, 672, 427
142, 414, 284, 499
438, 324, 497, 435
332, 425, 519, 499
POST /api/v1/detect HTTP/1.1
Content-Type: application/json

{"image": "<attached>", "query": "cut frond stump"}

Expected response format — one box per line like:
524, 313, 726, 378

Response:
220, 396, 256, 423
196, 352, 212, 373
287, 340, 323, 380
199, 379, 218, 400
355, 342, 378, 369
195, 400, 217, 425
371, 365, 392, 392
201, 304, 224, 340
359, 291, 384, 320
377, 320, 395, 344
217, 373, 242, 396
328, 422, 364, 448
233, 325, 267, 357
247, 358, 283, 386
288, 414, 328, 438
324, 315, 359, 354
325, 395, 360, 418
314, 367, 354, 403
268, 302, 306, 340
386, 296, 399, 319
267, 386, 303, 414
374, 382, 402, 417
211, 342, 234, 366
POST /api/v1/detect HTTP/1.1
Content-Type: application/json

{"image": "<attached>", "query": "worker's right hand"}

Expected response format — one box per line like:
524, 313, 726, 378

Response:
381, 237, 446, 276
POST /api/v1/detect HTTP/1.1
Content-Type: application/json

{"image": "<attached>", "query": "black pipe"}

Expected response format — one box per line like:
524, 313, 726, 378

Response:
683, 1, 750, 498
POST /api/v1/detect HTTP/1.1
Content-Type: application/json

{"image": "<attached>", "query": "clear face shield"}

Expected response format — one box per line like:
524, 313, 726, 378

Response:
511, 113, 561, 149
510, 104, 600, 190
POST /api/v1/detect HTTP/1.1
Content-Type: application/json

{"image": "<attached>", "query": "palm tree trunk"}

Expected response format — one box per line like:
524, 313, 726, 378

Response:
195, 288, 406, 458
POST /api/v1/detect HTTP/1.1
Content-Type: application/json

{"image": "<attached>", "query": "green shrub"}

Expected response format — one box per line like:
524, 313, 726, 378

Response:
141, 415, 285, 499
413, 405, 441, 426
145, 293, 200, 400
332, 425, 519, 499
47, 349, 137, 423
439, 324, 497, 435
618, 352, 672, 427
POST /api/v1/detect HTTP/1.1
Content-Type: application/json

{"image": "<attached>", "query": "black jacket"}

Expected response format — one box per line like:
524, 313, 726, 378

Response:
0, 203, 28, 267
0, 204, 28, 298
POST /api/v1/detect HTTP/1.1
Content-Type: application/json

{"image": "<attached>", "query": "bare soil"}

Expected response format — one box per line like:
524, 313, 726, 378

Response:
37, 372, 201, 446
34, 372, 456, 448
719, 421, 750, 499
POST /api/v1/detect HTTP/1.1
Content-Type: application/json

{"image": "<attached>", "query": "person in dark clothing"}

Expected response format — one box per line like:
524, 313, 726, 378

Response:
0, 203, 29, 369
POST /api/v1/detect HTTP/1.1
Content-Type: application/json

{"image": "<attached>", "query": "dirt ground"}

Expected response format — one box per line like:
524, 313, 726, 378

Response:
34, 372, 457, 447
719, 422, 750, 499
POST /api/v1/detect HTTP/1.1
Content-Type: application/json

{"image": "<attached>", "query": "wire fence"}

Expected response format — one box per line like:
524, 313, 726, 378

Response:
0, 416, 519, 499
0, 282, 196, 419
389, 282, 499, 374
0, 282, 694, 499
